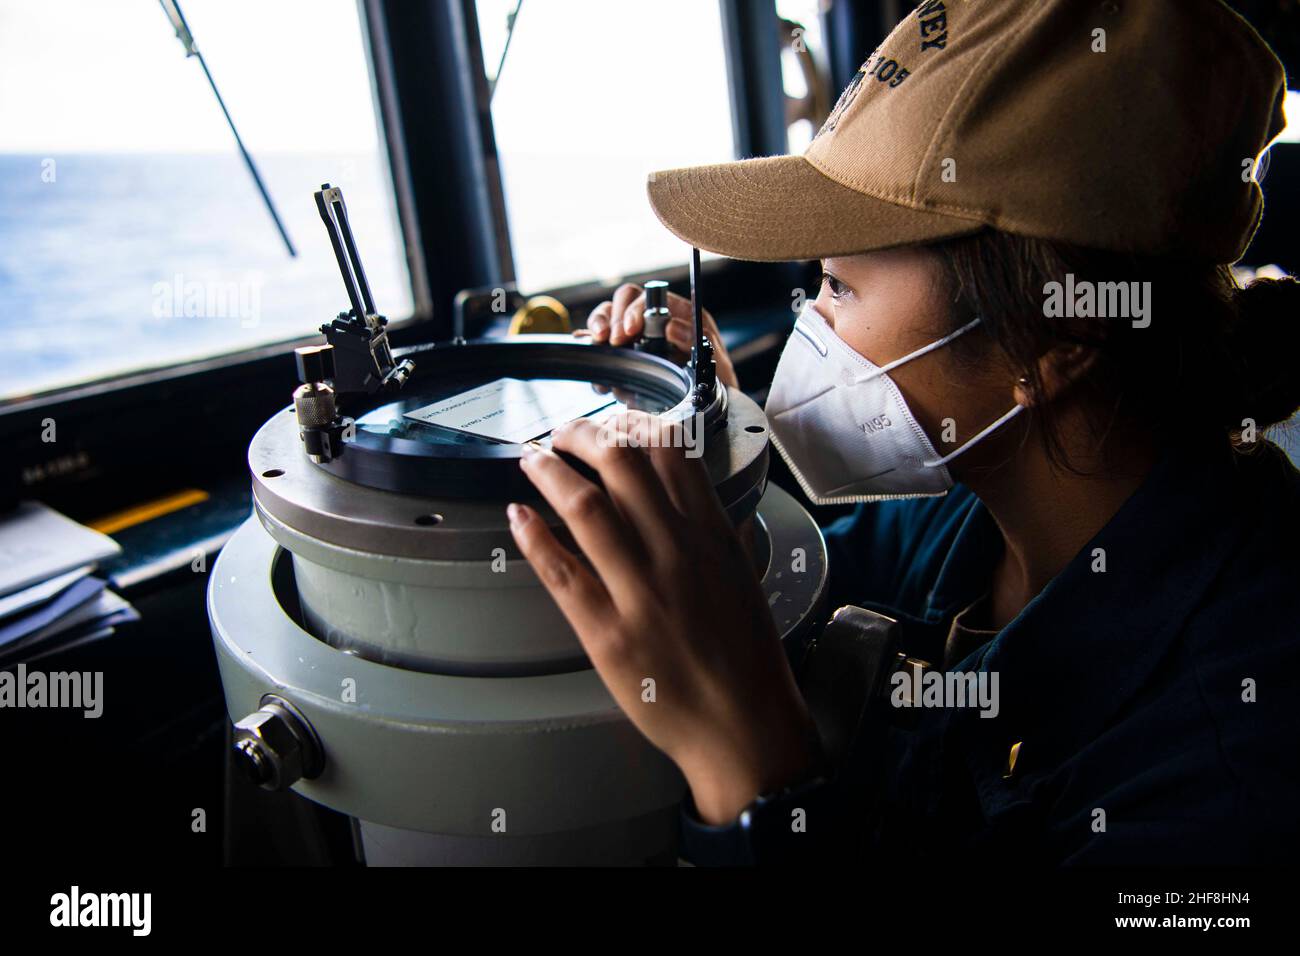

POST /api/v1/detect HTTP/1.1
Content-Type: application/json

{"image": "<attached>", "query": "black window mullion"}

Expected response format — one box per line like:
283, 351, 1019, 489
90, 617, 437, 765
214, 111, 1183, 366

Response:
719, 0, 788, 159
372, 0, 515, 338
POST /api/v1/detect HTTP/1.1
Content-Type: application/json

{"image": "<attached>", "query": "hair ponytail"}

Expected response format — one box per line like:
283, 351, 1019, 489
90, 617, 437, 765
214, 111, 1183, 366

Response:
1224, 275, 1300, 437
932, 230, 1299, 472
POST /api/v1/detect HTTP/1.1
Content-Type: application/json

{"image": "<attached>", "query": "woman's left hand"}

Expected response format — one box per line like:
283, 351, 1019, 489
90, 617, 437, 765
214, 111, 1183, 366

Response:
507, 411, 821, 824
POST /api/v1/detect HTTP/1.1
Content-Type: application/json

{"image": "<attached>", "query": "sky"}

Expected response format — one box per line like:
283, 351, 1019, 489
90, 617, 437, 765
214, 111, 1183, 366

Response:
475, 0, 736, 160
0, 0, 380, 154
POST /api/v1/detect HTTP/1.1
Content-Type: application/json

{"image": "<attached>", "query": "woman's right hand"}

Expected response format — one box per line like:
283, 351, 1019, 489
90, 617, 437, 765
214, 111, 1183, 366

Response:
579, 283, 738, 390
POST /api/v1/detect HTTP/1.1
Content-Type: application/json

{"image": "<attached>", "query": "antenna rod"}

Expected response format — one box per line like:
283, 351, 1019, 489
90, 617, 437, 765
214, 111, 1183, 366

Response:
158, 0, 296, 257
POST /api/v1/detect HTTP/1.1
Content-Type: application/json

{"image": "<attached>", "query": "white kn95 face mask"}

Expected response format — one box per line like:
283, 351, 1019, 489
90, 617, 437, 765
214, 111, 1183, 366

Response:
764, 302, 1026, 505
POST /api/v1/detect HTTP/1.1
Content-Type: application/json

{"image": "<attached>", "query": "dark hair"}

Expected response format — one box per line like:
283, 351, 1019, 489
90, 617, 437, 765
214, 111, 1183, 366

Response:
927, 229, 1300, 472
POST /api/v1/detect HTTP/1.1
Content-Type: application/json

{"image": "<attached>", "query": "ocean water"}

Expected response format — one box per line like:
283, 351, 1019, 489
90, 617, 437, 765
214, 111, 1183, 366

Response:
0, 152, 411, 400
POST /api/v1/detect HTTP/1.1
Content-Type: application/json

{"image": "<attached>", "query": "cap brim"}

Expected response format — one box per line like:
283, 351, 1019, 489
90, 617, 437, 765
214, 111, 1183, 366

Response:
647, 154, 985, 262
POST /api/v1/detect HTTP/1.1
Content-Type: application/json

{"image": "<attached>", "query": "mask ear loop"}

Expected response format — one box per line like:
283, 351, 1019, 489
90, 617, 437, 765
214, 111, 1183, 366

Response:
923, 402, 1026, 468
850, 316, 983, 384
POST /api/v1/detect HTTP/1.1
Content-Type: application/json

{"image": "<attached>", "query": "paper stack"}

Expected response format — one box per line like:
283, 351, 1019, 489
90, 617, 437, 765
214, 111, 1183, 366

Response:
0, 502, 138, 667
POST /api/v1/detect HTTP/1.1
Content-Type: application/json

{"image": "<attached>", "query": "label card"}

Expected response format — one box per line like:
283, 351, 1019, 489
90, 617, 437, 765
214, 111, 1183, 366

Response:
403, 377, 617, 444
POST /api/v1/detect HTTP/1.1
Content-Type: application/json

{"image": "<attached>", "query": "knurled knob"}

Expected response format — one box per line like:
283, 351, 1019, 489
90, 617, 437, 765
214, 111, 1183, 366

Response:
294, 385, 336, 428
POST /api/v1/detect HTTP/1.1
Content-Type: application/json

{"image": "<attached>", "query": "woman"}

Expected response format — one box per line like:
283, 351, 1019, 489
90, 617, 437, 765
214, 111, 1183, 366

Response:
507, 0, 1300, 864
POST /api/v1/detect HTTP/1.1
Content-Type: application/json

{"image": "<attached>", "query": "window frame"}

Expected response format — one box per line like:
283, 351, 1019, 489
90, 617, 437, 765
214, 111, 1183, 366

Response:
466, 0, 795, 307
2, 0, 438, 410
0, 0, 453, 515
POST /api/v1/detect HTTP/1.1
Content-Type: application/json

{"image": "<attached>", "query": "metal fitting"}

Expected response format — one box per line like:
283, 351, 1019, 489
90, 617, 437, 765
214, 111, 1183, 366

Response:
231, 695, 324, 791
